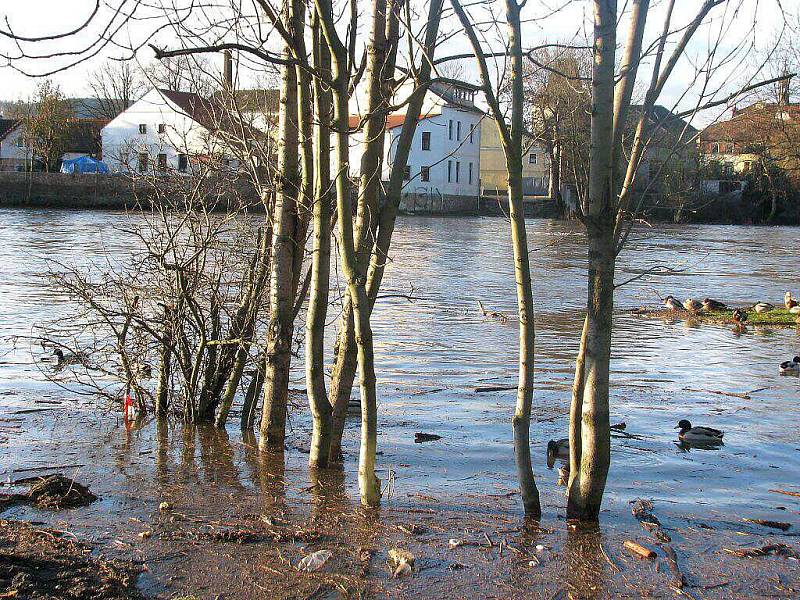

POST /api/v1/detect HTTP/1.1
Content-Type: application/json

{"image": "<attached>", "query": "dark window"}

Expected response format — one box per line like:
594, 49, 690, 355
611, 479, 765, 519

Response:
455, 161, 460, 183
447, 160, 452, 182
529, 153, 537, 164
448, 120, 453, 140
403, 165, 411, 180
157, 153, 167, 171
158, 123, 166, 134
457, 121, 461, 141
712, 143, 720, 154
138, 124, 147, 135
469, 162, 473, 185
138, 153, 148, 172
421, 131, 431, 151
421, 166, 430, 182
178, 154, 188, 172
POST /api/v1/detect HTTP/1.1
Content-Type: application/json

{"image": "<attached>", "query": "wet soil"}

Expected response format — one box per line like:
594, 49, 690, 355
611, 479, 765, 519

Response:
0, 518, 144, 599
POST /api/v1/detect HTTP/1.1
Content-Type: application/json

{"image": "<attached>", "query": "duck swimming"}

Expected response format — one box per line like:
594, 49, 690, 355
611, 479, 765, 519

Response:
753, 302, 775, 314
547, 438, 569, 469
732, 308, 748, 324
703, 298, 727, 311
779, 356, 800, 374
683, 299, 703, 312
53, 348, 88, 366
664, 296, 683, 311
675, 419, 724, 444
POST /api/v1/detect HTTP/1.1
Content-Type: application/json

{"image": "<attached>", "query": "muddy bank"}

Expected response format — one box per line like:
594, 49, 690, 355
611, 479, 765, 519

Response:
0, 518, 144, 599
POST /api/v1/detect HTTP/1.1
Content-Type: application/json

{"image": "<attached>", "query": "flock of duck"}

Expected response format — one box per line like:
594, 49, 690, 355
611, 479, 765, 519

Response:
546, 291, 800, 477
664, 291, 800, 326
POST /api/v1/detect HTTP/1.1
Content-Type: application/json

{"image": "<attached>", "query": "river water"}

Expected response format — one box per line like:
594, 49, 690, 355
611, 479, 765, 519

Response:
1, 209, 798, 536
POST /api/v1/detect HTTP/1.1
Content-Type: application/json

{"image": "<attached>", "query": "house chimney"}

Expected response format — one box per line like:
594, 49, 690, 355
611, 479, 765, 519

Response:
778, 71, 791, 105
223, 49, 234, 90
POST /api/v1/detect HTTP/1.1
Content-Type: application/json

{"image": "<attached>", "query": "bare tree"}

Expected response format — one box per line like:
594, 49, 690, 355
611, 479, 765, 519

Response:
84, 61, 148, 119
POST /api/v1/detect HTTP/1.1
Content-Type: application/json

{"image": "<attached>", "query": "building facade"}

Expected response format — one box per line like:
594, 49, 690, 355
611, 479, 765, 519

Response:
479, 120, 550, 194
0, 120, 29, 171
349, 82, 483, 210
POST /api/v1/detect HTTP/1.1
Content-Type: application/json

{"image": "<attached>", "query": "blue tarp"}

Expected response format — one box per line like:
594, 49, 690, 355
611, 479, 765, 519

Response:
60, 155, 109, 174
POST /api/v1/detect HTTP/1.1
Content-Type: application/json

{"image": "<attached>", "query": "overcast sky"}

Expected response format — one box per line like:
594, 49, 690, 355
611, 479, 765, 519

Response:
0, 1, 792, 127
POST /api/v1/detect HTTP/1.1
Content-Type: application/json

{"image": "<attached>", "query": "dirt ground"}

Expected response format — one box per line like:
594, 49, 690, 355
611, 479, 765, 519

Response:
0, 518, 144, 599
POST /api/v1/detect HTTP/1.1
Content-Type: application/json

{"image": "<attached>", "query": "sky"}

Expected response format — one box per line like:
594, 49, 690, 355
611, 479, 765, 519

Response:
0, 1, 792, 127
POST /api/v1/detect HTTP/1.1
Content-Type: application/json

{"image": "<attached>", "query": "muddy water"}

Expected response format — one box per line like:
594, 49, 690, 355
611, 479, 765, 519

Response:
1, 209, 799, 597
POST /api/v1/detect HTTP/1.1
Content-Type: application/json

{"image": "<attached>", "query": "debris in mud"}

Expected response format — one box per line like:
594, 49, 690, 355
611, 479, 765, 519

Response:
0, 474, 97, 510
158, 501, 172, 512
0, 519, 143, 599
297, 549, 332, 572
397, 523, 428, 535
631, 499, 671, 542
743, 518, 792, 531
623, 540, 656, 559
388, 548, 414, 577
723, 543, 800, 559
414, 432, 442, 443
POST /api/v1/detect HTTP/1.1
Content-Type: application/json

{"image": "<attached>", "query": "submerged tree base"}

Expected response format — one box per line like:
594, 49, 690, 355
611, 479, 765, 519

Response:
631, 307, 800, 326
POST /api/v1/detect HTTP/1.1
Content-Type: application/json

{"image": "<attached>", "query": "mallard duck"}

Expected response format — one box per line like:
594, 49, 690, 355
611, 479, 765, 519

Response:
785, 292, 798, 310
675, 419, 724, 443
683, 298, 703, 312
703, 298, 727, 311
53, 348, 88, 366
546, 438, 569, 469
663, 295, 683, 311
753, 302, 775, 314
732, 308, 748, 324
779, 356, 800, 374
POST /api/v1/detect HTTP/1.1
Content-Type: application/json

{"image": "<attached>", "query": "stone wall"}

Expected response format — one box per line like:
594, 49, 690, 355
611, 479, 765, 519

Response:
399, 193, 480, 214
0, 172, 262, 210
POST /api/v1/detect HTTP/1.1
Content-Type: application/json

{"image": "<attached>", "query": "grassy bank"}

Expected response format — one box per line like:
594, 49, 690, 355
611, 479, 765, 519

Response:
630, 306, 799, 326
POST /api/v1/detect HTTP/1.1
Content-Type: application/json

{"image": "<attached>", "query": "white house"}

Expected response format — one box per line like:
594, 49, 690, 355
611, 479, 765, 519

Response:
349, 81, 483, 209
0, 119, 30, 171
101, 88, 240, 174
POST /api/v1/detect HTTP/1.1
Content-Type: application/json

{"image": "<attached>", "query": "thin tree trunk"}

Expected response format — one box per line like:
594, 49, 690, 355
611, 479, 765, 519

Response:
566, 0, 617, 522
307, 9, 334, 469
317, 0, 381, 505
259, 46, 300, 450
155, 304, 173, 416
327, 0, 441, 462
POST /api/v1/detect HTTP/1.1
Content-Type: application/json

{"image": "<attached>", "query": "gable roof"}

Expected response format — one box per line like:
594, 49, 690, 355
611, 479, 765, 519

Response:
0, 119, 19, 140
159, 89, 219, 130
701, 101, 800, 145
212, 89, 281, 114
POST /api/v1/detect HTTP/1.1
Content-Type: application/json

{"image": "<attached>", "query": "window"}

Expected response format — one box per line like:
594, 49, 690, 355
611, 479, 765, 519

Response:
712, 142, 720, 154
178, 154, 188, 173
455, 161, 460, 183
421, 166, 430, 182
421, 131, 431, 151
137, 153, 148, 172
469, 125, 474, 143
403, 165, 411, 180
157, 153, 167, 172
457, 121, 461, 141
138, 124, 147, 135
447, 160, 452, 183
15, 137, 23, 148
529, 153, 537, 164
448, 120, 453, 140
158, 124, 166, 134
468, 162, 473, 185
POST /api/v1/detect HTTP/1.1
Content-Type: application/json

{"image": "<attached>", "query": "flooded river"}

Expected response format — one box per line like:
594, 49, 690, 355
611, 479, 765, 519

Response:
1, 209, 798, 597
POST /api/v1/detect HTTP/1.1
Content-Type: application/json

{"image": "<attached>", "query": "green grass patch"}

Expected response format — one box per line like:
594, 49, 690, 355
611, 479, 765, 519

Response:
631, 307, 799, 326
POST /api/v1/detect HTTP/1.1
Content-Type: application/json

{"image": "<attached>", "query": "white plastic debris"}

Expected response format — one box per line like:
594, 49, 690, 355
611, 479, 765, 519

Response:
535, 544, 545, 552
297, 549, 332, 572
448, 538, 463, 549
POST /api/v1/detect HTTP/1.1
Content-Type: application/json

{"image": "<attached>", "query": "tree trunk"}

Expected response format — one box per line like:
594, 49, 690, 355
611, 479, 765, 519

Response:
259, 47, 300, 450
306, 9, 334, 469
155, 304, 173, 416
566, 0, 617, 522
